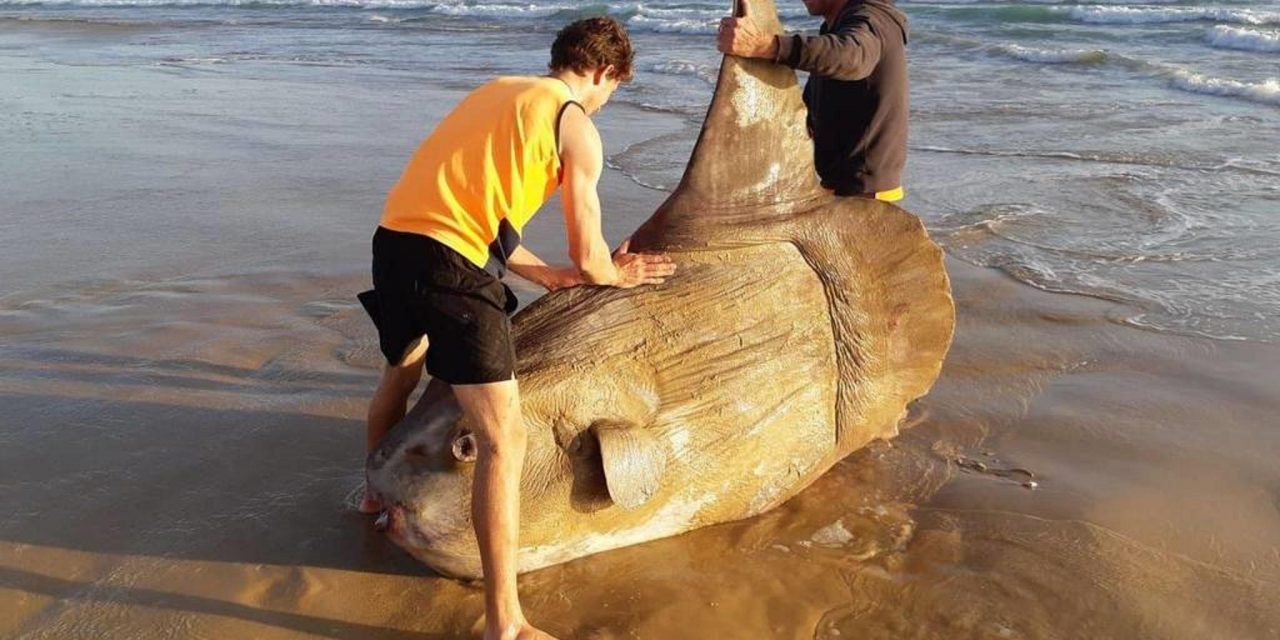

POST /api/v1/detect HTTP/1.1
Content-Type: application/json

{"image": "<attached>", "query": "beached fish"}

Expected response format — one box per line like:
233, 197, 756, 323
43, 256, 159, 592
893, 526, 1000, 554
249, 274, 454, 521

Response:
366, 0, 954, 579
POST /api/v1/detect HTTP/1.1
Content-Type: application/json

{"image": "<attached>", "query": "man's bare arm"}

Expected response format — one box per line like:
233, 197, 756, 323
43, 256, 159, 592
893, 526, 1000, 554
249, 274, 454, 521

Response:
506, 245, 578, 292
558, 104, 675, 288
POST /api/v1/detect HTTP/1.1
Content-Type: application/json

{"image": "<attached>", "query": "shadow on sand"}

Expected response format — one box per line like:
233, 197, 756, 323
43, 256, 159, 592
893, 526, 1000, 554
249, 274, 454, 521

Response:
0, 388, 426, 578
0, 567, 456, 640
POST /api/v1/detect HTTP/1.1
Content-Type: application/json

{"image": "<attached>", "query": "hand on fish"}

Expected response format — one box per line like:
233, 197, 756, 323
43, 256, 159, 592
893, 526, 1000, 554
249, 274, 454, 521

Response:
717, 3, 778, 60
611, 239, 677, 288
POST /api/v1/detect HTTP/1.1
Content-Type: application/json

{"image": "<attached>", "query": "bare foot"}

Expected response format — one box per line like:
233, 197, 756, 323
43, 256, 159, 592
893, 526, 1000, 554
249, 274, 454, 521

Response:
484, 622, 559, 640
357, 491, 382, 514
515, 624, 560, 640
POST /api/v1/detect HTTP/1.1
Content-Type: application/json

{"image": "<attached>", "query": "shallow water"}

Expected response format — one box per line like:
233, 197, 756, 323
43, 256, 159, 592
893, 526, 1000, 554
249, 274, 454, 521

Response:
4, 0, 1277, 340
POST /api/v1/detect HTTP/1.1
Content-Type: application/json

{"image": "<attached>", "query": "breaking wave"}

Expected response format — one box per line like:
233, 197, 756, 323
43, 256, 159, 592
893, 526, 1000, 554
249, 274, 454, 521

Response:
1205, 25, 1280, 52
992, 43, 1108, 64
1167, 70, 1280, 106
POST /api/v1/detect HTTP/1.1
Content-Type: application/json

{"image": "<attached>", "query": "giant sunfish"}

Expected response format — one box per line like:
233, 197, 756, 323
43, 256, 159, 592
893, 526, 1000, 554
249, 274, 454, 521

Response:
366, 0, 955, 579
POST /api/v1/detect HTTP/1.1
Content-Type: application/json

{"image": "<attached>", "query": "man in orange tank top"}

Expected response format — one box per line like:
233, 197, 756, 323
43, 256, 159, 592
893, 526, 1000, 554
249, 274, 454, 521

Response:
357, 17, 675, 640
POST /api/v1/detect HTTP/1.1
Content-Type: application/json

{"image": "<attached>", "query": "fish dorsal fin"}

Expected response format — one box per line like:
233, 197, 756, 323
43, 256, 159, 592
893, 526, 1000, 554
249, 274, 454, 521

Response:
634, 0, 826, 247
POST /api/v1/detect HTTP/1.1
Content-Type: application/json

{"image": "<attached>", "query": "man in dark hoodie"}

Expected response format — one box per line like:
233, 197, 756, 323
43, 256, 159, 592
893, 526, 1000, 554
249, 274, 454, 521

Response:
718, 0, 910, 202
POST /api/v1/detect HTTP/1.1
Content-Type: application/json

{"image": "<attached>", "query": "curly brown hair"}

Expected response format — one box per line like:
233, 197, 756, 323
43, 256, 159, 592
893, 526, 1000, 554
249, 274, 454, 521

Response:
548, 17, 635, 83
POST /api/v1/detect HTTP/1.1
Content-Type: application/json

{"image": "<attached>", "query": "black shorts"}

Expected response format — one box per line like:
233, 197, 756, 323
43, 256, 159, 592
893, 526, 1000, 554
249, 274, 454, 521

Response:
357, 226, 518, 385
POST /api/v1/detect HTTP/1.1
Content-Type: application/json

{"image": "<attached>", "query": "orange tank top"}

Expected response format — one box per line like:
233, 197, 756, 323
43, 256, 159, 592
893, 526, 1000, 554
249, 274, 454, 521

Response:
380, 76, 577, 272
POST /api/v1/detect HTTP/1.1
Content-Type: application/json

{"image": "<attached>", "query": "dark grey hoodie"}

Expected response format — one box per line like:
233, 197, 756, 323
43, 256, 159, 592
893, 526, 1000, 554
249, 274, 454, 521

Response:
773, 0, 909, 196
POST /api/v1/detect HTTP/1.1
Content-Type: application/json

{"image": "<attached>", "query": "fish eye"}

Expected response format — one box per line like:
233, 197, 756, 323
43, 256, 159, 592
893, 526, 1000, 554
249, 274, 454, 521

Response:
451, 431, 477, 463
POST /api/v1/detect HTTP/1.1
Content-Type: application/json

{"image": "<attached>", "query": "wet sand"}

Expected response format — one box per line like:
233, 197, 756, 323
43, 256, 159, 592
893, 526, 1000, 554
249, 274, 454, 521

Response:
3, 26, 1279, 638
3, 249, 1279, 638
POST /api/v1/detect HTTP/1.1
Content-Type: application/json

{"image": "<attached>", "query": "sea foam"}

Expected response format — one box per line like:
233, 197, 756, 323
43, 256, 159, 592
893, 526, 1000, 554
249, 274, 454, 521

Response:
625, 14, 716, 35
422, 2, 565, 18
648, 60, 718, 85
1066, 6, 1280, 26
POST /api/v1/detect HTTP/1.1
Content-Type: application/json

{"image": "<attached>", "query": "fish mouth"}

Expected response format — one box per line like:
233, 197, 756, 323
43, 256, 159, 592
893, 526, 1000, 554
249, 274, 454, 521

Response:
379, 501, 466, 551
375, 501, 484, 578
379, 502, 423, 546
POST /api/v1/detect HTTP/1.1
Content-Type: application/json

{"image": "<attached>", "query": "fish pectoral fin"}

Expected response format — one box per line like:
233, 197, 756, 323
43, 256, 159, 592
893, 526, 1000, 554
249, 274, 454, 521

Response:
591, 422, 667, 510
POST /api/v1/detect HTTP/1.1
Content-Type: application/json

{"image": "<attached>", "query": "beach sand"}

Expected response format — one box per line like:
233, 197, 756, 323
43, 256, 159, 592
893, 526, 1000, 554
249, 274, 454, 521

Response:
3, 29, 1279, 639
3, 244, 1279, 639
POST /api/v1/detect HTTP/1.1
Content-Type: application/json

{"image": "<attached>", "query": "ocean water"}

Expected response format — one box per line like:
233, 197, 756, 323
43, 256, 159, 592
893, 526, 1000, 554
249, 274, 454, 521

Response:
2, 0, 1278, 341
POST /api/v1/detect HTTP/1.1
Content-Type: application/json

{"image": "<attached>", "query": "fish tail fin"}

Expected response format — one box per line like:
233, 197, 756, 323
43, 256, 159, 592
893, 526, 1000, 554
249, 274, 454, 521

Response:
795, 199, 955, 449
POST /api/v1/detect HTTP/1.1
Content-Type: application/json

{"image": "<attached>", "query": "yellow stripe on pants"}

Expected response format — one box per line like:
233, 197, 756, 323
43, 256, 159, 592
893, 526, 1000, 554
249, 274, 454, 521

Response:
875, 186, 904, 202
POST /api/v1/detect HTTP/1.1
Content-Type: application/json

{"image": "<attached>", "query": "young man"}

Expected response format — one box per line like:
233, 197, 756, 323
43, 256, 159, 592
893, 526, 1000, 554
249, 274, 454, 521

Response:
717, 0, 910, 202
358, 17, 675, 640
